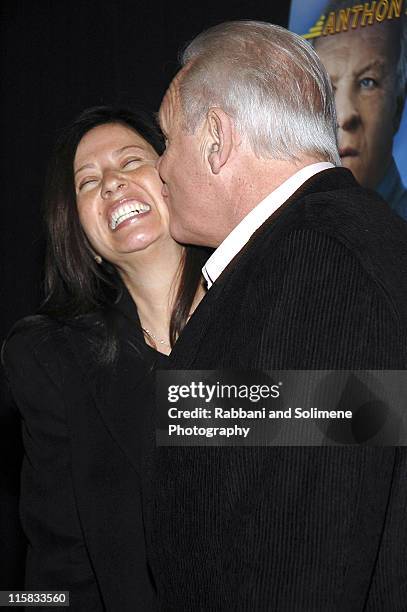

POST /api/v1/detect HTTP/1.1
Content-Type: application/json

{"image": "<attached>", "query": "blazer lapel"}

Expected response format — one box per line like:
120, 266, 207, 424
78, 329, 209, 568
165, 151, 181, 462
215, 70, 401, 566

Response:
169, 279, 222, 368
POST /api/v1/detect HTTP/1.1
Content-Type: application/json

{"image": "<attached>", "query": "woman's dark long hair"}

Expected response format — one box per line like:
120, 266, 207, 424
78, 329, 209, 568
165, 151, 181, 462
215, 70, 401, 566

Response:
39, 105, 208, 360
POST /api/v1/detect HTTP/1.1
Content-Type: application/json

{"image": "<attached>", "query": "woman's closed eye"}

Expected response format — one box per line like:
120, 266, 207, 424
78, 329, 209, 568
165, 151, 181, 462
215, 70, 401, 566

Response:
122, 158, 142, 168
121, 157, 156, 169
78, 177, 99, 191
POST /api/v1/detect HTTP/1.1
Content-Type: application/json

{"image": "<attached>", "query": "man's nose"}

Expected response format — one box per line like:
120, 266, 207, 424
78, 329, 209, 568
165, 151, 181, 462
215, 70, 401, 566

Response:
156, 156, 169, 198
155, 155, 163, 178
335, 86, 360, 132
101, 171, 128, 198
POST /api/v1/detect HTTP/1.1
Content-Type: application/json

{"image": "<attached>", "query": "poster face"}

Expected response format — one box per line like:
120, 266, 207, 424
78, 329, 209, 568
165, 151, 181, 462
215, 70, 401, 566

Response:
289, 0, 407, 218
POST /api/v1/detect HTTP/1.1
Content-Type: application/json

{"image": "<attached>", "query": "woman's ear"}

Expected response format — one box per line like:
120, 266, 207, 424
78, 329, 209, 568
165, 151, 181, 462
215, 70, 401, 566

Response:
206, 108, 234, 175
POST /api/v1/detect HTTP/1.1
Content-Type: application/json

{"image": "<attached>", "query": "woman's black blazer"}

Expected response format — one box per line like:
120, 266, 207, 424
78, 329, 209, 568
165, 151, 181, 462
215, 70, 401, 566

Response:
3, 290, 162, 611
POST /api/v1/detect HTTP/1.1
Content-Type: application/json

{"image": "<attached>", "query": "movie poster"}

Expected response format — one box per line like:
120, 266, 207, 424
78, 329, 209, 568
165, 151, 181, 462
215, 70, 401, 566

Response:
289, 0, 407, 219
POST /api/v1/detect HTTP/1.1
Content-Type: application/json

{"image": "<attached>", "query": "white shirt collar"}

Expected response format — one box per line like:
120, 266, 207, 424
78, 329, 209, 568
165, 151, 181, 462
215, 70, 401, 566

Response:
202, 162, 334, 288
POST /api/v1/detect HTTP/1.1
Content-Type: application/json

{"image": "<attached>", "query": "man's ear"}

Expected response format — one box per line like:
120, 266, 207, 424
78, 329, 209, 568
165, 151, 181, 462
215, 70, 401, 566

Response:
206, 108, 234, 175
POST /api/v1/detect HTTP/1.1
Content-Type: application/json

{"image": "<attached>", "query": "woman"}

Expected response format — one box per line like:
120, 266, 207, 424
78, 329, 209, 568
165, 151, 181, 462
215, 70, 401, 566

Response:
2, 106, 207, 611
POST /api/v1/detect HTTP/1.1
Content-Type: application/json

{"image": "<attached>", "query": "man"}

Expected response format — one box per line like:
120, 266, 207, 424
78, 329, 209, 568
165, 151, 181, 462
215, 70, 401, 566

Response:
314, 0, 407, 219
145, 21, 407, 610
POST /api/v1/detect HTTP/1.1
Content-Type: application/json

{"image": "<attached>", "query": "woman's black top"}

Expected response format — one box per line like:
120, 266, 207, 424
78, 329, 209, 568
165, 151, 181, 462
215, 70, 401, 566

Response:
3, 287, 164, 611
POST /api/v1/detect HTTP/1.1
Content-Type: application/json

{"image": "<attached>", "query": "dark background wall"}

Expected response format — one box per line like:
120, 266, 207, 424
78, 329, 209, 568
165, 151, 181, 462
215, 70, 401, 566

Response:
0, 0, 290, 588
1, 0, 290, 340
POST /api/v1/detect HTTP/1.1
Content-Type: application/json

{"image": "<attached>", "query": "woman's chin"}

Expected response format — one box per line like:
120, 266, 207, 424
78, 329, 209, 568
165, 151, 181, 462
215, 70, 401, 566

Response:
109, 233, 171, 260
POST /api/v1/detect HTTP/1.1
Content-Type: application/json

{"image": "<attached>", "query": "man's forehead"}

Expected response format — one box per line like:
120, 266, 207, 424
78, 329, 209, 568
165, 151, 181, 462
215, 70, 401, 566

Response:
315, 21, 399, 60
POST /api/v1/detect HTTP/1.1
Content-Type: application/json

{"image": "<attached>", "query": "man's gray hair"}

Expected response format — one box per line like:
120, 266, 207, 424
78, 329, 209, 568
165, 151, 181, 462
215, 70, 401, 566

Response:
179, 21, 340, 165
314, 0, 407, 101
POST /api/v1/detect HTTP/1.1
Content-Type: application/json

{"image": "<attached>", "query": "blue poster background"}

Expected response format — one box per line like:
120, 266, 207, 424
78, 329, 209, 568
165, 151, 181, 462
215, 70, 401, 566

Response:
289, 1, 407, 184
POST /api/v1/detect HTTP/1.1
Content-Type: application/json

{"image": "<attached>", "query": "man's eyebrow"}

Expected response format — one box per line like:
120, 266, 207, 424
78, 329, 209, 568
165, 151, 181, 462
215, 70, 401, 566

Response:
356, 59, 386, 77
155, 111, 166, 135
154, 111, 161, 128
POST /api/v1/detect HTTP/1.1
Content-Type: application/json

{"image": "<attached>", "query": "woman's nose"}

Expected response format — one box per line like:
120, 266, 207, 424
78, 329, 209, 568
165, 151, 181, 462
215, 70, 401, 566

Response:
101, 171, 128, 198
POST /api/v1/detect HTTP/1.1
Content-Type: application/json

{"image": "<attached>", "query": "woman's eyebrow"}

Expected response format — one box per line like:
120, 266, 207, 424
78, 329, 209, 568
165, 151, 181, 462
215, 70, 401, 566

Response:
75, 145, 148, 175
113, 145, 147, 155
74, 162, 95, 176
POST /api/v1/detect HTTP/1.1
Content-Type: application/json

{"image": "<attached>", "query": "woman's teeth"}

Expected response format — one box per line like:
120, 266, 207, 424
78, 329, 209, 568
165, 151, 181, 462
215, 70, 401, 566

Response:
110, 202, 151, 230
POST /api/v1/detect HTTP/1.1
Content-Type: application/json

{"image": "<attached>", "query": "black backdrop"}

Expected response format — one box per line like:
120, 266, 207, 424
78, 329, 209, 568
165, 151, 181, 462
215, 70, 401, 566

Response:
1, 0, 290, 589
1, 0, 290, 341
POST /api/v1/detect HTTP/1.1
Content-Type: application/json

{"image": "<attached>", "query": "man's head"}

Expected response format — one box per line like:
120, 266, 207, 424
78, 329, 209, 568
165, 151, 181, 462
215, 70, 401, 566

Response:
314, 1, 406, 189
158, 21, 340, 247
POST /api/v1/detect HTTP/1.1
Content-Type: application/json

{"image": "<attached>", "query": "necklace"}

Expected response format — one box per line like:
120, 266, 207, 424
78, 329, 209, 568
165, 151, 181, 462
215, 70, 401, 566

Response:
142, 327, 171, 349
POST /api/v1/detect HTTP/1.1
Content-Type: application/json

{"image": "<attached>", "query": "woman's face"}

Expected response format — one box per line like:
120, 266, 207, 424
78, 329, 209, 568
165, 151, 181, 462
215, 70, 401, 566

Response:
74, 122, 170, 264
